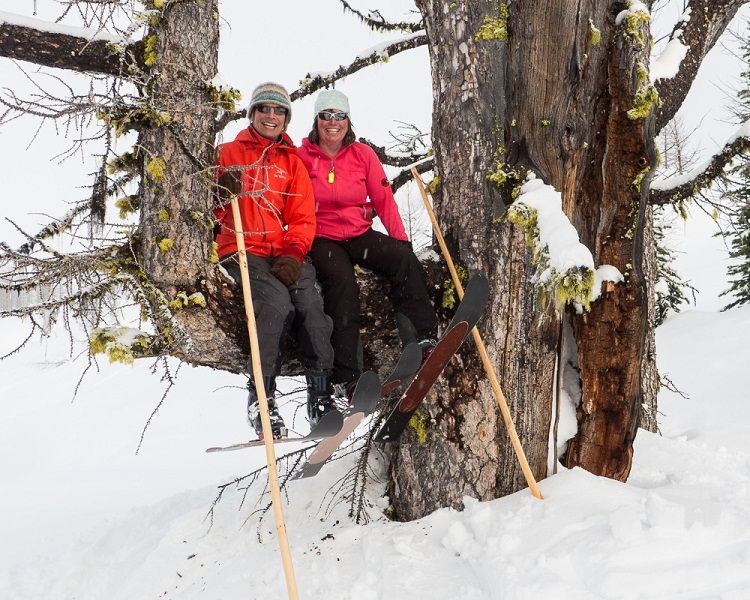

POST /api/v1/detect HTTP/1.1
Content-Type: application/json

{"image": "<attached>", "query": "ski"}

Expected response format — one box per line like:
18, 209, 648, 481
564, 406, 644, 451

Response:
374, 273, 490, 443
381, 341, 421, 397
293, 370, 382, 479
205, 409, 344, 453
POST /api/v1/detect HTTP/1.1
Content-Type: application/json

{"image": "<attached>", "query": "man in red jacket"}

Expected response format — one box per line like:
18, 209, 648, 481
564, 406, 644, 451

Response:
214, 82, 335, 439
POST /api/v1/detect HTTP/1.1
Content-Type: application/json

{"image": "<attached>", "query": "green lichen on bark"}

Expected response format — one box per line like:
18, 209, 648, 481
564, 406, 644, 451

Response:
157, 238, 174, 254
144, 35, 158, 67
206, 82, 242, 112
507, 204, 596, 309
408, 409, 431, 444
475, 2, 509, 42
146, 157, 167, 181
115, 195, 140, 219
621, 4, 651, 49
589, 19, 601, 46
89, 328, 154, 364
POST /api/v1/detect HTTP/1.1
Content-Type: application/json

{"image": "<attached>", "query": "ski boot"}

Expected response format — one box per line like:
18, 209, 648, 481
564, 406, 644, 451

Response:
247, 375, 287, 440
305, 370, 337, 425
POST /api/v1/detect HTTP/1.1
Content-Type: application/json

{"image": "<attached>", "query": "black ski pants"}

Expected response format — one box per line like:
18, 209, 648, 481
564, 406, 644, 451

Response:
221, 253, 334, 381
309, 228, 437, 385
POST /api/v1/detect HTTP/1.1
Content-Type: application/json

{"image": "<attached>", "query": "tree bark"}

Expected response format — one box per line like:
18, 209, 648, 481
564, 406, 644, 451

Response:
0, 16, 142, 75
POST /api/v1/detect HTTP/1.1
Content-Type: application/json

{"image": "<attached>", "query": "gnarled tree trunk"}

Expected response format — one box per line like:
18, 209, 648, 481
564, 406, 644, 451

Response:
389, 1, 657, 519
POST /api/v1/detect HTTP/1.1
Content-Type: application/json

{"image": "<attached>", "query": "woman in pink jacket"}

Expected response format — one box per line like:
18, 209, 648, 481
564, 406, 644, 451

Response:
297, 89, 437, 395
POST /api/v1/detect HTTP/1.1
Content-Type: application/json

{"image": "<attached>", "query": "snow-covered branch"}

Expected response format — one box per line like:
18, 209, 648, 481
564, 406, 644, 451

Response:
0, 10, 141, 76
215, 32, 429, 131
650, 122, 750, 205
654, 0, 747, 134
507, 175, 623, 313
291, 32, 427, 100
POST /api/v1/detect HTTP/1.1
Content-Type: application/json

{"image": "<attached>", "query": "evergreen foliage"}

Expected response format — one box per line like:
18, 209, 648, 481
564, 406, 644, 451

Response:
721, 27, 750, 311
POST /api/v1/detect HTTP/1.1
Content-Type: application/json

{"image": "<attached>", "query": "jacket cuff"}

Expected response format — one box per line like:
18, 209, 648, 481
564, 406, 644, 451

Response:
280, 244, 305, 264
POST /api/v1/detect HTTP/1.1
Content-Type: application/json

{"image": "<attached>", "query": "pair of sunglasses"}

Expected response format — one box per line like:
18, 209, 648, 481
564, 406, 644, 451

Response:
257, 104, 288, 116
318, 111, 348, 122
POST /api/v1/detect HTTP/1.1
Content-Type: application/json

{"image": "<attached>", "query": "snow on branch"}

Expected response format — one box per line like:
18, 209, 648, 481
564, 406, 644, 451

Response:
0, 10, 141, 76
215, 32, 428, 130
650, 8, 690, 82
650, 121, 750, 206
507, 174, 623, 312
336, 0, 422, 33
291, 32, 427, 100
654, 0, 747, 134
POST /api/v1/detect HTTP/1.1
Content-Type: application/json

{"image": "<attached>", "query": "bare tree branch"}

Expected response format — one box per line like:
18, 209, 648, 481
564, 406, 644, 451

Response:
650, 131, 750, 205
0, 13, 143, 76
359, 137, 429, 167
335, 0, 422, 32
290, 32, 427, 100
214, 33, 428, 131
391, 159, 433, 193
654, 0, 747, 134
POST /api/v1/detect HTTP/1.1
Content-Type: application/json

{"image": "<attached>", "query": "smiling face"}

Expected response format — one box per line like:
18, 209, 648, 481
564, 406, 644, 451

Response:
316, 110, 349, 149
251, 104, 287, 140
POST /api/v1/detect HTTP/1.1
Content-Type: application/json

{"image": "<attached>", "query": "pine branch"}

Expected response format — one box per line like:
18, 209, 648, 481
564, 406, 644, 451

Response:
649, 133, 750, 206
655, 0, 747, 134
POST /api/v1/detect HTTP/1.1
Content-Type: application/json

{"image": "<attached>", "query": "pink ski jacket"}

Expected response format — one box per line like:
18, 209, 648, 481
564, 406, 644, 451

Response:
297, 139, 408, 242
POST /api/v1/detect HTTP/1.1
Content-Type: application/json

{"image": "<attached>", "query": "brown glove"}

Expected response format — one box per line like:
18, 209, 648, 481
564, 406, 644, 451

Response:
215, 170, 242, 206
270, 255, 302, 287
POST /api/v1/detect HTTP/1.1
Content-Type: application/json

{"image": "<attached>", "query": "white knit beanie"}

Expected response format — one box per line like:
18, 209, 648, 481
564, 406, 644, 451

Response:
314, 89, 350, 117
247, 82, 292, 124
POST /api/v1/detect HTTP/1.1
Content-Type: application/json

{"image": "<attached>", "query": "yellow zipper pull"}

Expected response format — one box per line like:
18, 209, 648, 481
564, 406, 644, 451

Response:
328, 161, 335, 184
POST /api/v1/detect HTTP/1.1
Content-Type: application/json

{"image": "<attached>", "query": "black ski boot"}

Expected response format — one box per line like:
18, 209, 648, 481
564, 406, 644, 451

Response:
305, 370, 336, 425
247, 375, 287, 439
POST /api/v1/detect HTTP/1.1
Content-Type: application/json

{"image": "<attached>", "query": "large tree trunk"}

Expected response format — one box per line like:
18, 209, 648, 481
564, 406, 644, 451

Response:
130, 0, 248, 370
389, 1, 657, 519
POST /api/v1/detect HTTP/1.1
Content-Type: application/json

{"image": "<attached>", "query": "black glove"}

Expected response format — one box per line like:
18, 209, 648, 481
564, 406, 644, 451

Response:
270, 255, 302, 287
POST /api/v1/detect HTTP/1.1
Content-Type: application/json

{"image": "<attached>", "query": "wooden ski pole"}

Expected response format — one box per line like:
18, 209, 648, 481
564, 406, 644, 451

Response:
229, 197, 299, 600
411, 168, 543, 500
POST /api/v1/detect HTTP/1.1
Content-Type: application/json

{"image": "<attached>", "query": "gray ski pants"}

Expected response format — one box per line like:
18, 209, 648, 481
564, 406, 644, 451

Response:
221, 253, 334, 379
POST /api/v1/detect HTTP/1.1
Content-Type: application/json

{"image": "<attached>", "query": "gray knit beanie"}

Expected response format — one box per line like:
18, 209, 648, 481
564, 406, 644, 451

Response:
247, 82, 292, 124
314, 89, 350, 117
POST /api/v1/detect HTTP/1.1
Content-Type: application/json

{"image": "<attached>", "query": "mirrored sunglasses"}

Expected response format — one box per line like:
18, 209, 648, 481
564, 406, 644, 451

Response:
257, 104, 288, 116
318, 111, 348, 122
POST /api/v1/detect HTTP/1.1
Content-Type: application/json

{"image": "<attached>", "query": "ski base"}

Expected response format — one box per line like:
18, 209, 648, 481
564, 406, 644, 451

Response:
206, 409, 344, 453
374, 273, 490, 443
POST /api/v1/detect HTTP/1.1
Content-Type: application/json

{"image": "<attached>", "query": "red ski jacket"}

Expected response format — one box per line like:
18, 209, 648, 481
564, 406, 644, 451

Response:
214, 127, 315, 263
297, 139, 408, 242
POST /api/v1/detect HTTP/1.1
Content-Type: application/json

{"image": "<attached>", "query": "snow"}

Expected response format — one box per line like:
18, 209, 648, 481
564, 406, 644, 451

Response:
0, 10, 126, 44
650, 36, 689, 82
303, 31, 425, 83
1, 229, 750, 599
2, 1, 750, 598
615, 1, 650, 27
651, 121, 750, 192
516, 176, 595, 276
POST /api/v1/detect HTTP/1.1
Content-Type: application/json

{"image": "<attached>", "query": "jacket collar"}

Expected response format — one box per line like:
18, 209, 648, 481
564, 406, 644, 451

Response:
301, 137, 353, 159
236, 126, 295, 150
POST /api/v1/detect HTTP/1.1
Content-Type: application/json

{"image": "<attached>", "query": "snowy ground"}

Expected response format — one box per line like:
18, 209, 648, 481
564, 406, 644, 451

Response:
1, 208, 750, 599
